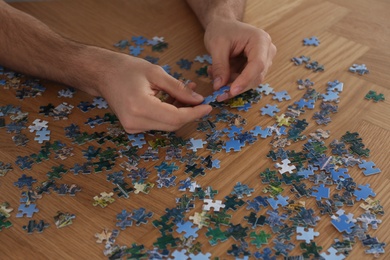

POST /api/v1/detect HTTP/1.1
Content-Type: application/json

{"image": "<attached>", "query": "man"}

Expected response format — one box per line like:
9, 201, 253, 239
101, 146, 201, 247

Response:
0, 0, 276, 133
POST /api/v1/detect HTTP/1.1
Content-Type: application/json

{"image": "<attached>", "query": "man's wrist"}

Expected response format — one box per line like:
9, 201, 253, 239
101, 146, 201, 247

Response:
61, 44, 123, 97
186, 0, 245, 29
202, 9, 238, 29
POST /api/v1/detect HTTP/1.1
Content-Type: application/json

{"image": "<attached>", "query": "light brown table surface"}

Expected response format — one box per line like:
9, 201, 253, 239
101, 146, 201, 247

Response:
1, 0, 390, 259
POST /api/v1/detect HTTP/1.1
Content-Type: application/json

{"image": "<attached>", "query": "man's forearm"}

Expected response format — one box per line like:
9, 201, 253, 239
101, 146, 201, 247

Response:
186, 0, 246, 29
0, 1, 112, 95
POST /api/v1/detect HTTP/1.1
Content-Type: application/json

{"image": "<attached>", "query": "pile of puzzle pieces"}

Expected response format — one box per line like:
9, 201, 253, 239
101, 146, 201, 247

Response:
0, 34, 387, 259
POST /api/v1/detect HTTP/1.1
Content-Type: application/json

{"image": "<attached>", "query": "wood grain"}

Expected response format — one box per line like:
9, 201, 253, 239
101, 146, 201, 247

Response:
1, 0, 389, 259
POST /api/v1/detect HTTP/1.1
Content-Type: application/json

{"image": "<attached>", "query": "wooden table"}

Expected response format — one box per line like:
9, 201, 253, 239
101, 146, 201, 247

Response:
1, 0, 389, 259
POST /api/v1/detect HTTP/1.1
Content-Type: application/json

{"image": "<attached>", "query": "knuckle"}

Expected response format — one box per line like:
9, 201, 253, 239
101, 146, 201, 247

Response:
128, 104, 142, 117
173, 80, 186, 93
257, 60, 266, 71
150, 64, 164, 75
122, 119, 136, 133
258, 74, 265, 84
272, 44, 277, 55
211, 62, 227, 76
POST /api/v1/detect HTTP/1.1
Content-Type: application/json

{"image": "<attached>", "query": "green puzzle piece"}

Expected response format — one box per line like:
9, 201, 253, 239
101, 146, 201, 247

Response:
0, 218, 12, 231
250, 230, 271, 248
153, 234, 178, 249
365, 90, 385, 102
206, 227, 228, 246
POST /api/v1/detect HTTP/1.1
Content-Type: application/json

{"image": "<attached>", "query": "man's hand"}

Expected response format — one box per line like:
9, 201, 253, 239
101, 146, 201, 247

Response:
204, 19, 276, 101
97, 55, 212, 133
0, 1, 211, 134
186, 0, 277, 101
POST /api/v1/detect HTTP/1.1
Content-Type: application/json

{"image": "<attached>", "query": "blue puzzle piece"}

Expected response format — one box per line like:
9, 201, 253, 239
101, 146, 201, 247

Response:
159, 162, 179, 175
131, 36, 148, 45
330, 168, 350, 181
267, 195, 289, 210
303, 36, 320, 46
331, 214, 355, 234
291, 55, 311, 65
129, 45, 144, 56
189, 252, 212, 260
260, 104, 280, 117
223, 139, 244, 152
114, 39, 129, 49
246, 196, 269, 212
15, 156, 34, 170
201, 85, 231, 105
256, 83, 274, 95
237, 102, 252, 112
349, 64, 369, 75
188, 138, 207, 152
201, 95, 216, 105
131, 208, 153, 226
176, 221, 199, 238
178, 177, 192, 191
297, 165, 318, 179
272, 91, 291, 102
14, 174, 37, 188
354, 184, 376, 201
212, 159, 221, 169
322, 91, 339, 102
231, 182, 254, 199
176, 59, 193, 70
312, 184, 330, 201
127, 133, 146, 148
144, 56, 159, 64
34, 128, 51, 143
171, 249, 188, 260
156, 173, 177, 188
294, 99, 315, 109
223, 125, 243, 138
320, 247, 345, 260
250, 126, 272, 138
16, 203, 39, 218
358, 160, 381, 176
106, 171, 124, 184
327, 80, 344, 92
269, 124, 287, 136
161, 64, 171, 74
253, 248, 276, 260
116, 209, 133, 230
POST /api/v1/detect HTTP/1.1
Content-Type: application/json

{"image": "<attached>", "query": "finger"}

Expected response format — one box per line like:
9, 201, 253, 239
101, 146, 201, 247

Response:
207, 66, 213, 79
125, 129, 146, 134
230, 39, 271, 96
257, 44, 276, 84
209, 44, 231, 90
166, 82, 198, 106
144, 98, 212, 131
150, 67, 205, 105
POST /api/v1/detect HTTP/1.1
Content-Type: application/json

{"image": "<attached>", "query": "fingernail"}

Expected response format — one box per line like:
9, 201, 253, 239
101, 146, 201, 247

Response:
217, 92, 229, 102
192, 91, 204, 102
232, 86, 244, 96
213, 77, 222, 90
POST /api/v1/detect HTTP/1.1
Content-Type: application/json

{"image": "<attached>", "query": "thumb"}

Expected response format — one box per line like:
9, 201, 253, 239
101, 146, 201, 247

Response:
156, 69, 205, 105
210, 45, 230, 90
